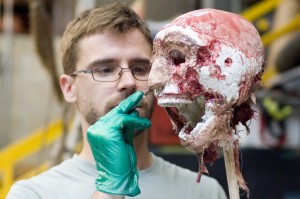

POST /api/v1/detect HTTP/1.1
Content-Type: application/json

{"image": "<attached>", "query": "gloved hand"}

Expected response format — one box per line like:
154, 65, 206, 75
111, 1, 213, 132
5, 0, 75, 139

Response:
87, 91, 151, 196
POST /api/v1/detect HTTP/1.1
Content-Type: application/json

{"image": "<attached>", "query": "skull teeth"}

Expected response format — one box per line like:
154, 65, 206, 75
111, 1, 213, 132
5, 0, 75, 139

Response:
159, 95, 206, 137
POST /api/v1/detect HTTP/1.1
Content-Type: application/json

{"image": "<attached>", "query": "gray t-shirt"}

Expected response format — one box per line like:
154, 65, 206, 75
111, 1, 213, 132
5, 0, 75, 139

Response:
7, 154, 227, 199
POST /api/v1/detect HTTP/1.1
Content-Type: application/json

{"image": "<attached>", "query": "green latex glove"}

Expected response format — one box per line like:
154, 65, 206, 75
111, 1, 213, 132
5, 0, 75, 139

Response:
87, 91, 151, 196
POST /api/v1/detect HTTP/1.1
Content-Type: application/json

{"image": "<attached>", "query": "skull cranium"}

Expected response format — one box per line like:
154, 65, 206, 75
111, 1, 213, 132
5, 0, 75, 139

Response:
148, 8, 265, 192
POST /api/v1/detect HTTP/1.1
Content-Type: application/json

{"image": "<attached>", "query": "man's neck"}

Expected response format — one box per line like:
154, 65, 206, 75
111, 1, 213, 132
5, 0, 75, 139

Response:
133, 132, 153, 170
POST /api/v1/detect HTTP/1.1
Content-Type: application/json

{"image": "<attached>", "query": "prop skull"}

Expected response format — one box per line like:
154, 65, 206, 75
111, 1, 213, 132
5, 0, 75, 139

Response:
148, 8, 264, 192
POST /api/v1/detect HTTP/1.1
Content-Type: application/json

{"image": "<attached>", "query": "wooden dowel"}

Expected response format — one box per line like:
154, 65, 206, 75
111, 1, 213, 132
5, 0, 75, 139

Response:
223, 143, 240, 199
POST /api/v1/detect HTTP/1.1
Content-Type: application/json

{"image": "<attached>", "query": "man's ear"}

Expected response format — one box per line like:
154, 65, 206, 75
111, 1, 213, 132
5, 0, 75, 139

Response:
60, 74, 77, 103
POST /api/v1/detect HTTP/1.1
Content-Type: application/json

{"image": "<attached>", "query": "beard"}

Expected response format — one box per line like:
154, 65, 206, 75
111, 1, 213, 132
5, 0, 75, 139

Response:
84, 107, 100, 126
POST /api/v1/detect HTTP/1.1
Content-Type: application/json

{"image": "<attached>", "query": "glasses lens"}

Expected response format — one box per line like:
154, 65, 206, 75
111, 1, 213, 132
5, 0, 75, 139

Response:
91, 65, 151, 82
131, 64, 151, 81
92, 65, 120, 82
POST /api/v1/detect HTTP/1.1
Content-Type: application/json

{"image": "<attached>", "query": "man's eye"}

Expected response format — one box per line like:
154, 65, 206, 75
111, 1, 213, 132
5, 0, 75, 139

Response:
131, 65, 150, 75
93, 66, 116, 74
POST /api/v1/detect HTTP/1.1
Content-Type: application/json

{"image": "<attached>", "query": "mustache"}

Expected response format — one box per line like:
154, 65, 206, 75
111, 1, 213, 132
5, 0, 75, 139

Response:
105, 94, 149, 114
105, 92, 140, 113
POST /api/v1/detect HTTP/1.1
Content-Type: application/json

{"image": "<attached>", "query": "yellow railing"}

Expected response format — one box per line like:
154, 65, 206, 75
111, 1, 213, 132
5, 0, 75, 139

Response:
240, 0, 300, 47
241, 0, 281, 22
260, 13, 300, 47
241, 0, 300, 84
0, 120, 63, 198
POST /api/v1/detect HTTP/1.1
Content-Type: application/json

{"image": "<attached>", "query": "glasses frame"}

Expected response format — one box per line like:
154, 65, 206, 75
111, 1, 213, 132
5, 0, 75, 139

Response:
69, 65, 150, 82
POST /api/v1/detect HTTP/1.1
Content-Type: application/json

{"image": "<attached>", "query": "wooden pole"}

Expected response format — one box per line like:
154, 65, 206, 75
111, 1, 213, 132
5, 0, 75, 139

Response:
223, 142, 240, 199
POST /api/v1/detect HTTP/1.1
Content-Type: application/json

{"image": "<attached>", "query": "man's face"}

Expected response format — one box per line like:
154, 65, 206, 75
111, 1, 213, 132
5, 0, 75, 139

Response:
73, 29, 153, 126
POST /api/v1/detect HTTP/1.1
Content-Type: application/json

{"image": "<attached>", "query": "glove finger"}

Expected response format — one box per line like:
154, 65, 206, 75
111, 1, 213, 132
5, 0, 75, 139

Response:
124, 127, 134, 144
110, 91, 144, 115
129, 110, 139, 117
120, 114, 151, 131
123, 111, 140, 143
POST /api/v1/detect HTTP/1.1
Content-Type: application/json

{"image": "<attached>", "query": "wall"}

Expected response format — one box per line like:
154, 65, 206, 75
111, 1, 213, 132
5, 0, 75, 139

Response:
0, 34, 63, 147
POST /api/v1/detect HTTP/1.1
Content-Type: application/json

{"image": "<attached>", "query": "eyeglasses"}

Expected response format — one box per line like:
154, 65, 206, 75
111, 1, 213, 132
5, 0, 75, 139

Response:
70, 64, 151, 82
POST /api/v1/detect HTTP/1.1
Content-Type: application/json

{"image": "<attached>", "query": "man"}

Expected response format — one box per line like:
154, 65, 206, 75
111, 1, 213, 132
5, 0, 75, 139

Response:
7, 3, 227, 199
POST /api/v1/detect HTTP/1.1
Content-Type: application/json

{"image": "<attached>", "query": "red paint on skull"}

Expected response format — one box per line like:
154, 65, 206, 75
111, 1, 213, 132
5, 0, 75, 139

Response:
232, 103, 254, 127
166, 9, 263, 59
197, 47, 211, 66
172, 73, 184, 93
185, 67, 203, 96
209, 65, 226, 80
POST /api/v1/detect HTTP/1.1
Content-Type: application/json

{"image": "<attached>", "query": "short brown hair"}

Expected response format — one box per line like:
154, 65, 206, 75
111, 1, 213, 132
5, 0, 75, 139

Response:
60, 2, 152, 74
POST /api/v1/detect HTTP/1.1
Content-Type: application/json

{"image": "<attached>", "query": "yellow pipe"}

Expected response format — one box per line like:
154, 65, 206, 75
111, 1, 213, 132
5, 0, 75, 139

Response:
0, 120, 63, 164
0, 120, 63, 198
0, 165, 13, 199
241, 0, 282, 22
261, 13, 300, 46
15, 162, 49, 182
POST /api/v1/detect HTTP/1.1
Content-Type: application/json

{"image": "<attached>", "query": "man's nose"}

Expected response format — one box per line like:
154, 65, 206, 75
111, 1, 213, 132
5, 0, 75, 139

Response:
120, 68, 135, 79
118, 68, 137, 87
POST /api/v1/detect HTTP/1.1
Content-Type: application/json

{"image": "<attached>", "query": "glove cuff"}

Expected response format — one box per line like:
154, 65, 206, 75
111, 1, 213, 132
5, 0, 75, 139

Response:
95, 167, 140, 196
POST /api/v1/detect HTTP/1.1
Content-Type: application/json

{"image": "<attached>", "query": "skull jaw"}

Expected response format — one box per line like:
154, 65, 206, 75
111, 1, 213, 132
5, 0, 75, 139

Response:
155, 88, 251, 194
177, 102, 234, 155
158, 95, 234, 153
159, 96, 234, 183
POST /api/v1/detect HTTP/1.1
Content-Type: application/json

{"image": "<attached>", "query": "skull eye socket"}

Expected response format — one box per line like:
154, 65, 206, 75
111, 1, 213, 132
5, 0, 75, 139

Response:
169, 49, 186, 66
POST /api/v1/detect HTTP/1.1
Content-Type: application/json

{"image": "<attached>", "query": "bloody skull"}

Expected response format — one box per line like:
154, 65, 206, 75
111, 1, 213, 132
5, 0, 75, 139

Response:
148, 8, 264, 193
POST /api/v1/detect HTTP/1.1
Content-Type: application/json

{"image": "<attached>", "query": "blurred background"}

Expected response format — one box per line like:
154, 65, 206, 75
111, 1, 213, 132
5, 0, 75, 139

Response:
0, 0, 300, 198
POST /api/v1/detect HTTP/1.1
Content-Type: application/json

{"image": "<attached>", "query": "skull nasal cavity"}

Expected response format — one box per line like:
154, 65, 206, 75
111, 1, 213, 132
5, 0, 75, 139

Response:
170, 49, 185, 66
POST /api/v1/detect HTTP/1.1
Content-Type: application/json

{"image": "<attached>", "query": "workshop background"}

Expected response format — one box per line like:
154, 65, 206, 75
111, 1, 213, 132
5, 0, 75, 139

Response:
1, 0, 300, 198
